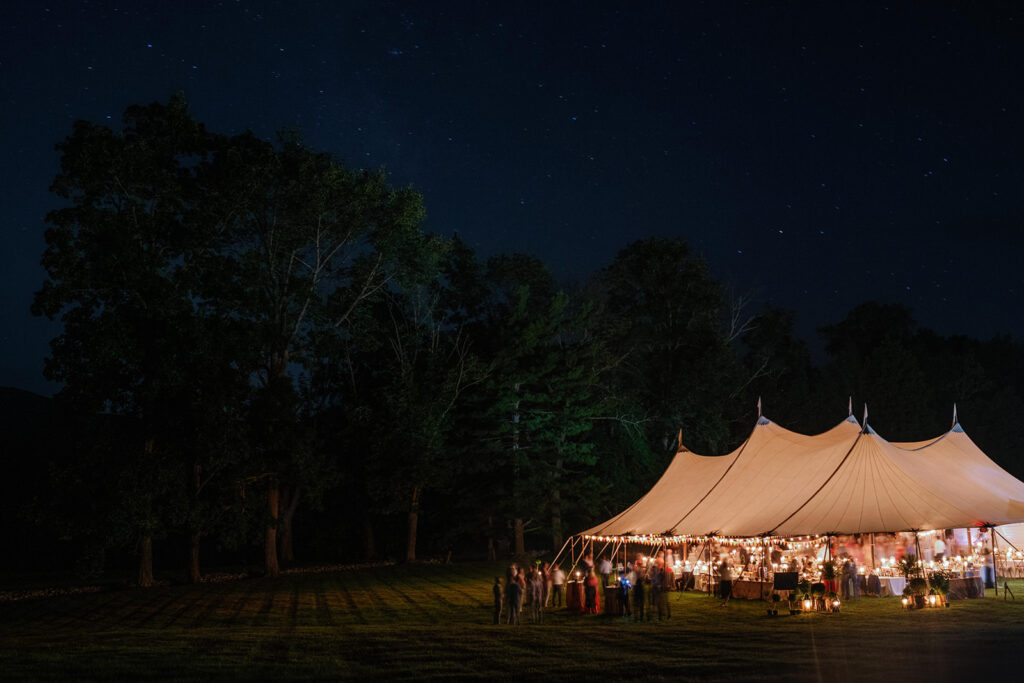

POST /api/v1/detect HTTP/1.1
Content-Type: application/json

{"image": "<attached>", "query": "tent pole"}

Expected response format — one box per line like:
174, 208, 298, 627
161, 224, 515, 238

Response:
870, 533, 876, 570
762, 538, 768, 600
707, 539, 712, 595
991, 527, 1000, 597
996, 528, 1021, 552
551, 536, 573, 571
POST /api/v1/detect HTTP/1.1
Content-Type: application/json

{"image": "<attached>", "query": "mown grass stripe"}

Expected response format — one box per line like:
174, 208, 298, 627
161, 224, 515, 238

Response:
225, 576, 263, 627
313, 580, 333, 626
133, 588, 189, 628
249, 581, 277, 627
189, 577, 239, 628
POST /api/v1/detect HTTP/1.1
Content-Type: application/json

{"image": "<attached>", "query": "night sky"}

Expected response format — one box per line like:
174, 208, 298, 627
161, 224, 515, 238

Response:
2, 1, 1022, 396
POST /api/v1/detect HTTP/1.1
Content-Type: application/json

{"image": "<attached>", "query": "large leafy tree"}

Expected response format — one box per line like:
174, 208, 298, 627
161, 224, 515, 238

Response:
32, 95, 225, 585
594, 237, 739, 458
461, 255, 608, 555
199, 130, 432, 576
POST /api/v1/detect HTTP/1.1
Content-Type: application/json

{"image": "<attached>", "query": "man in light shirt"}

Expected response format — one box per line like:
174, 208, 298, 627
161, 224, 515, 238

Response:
933, 534, 947, 562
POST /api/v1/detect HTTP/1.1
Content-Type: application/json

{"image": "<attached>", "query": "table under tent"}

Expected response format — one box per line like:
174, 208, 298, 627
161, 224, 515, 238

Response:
555, 405, 1024, 607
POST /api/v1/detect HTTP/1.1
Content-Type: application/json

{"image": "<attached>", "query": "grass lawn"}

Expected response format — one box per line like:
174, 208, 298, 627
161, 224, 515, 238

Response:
1, 563, 1023, 681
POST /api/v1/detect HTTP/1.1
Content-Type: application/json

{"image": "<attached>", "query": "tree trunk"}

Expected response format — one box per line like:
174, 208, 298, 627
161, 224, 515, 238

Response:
551, 457, 563, 552
189, 461, 202, 584
513, 518, 525, 557
279, 486, 301, 565
138, 534, 154, 588
265, 476, 280, 578
551, 489, 563, 553
363, 516, 377, 562
406, 486, 420, 563
188, 529, 202, 584
486, 515, 496, 561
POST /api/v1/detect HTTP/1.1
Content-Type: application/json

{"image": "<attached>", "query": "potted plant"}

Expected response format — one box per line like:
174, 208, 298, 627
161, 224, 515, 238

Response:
768, 592, 781, 616
788, 594, 804, 615
901, 585, 914, 609
908, 577, 928, 608
810, 582, 826, 610
825, 591, 841, 612
897, 555, 919, 580
929, 571, 950, 607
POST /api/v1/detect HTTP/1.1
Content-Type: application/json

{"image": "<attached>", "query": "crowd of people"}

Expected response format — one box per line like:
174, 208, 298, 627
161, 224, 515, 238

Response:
493, 560, 566, 625
492, 530, 1004, 624
493, 551, 682, 625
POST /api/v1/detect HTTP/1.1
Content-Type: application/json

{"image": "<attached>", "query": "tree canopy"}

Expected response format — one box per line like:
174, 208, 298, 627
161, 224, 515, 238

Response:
23, 96, 1024, 578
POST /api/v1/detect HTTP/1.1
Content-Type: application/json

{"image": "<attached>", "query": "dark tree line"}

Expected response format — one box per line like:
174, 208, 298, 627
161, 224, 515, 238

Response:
19, 96, 1024, 583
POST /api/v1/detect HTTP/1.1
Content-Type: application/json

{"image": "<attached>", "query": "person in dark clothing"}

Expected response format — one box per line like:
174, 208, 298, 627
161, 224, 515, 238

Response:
840, 559, 853, 600
506, 577, 522, 625
633, 572, 646, 622
493, 577, 504, 624
617, 573, 632, 617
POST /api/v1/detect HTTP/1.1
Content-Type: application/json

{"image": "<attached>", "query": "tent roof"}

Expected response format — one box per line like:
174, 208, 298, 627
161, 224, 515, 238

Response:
583, 414, 1024, 539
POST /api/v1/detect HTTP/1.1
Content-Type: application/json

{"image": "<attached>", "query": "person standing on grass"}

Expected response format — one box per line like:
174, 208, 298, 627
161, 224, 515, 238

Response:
551, 564, 566, 607
493, 577, 504, 624
840, 558, 852, 600
617, 572, 632, 617
718, 559, 733, 602
505, 565, 520, 618
598, 555, 612, 588
528, 567, 544, 623
540, 561, 552, 608
506, 575, 523, 625
632, 567, 646, 622
649, 561, 663, 619
583, 568, 600, 614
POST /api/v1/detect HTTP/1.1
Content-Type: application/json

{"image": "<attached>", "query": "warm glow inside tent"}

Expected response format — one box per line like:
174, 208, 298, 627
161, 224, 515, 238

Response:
582, 413, 1024, 540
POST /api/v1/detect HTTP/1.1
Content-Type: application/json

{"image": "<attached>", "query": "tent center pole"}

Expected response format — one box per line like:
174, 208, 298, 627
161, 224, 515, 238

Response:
991, 527, 1000, 597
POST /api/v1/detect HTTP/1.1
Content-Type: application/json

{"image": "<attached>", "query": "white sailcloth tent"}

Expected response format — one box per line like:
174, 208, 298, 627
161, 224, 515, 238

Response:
582, 411, 1024, 540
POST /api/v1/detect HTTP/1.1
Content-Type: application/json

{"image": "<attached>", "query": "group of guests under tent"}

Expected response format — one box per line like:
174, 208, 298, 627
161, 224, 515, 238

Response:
553, 403, 1024, 603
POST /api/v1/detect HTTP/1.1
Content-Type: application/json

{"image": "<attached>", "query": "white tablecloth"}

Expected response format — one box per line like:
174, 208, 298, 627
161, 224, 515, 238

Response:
878, 576, 906, 597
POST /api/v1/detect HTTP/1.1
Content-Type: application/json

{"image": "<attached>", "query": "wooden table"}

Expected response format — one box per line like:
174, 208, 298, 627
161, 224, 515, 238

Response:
730, 580, 772, 600
566, 581, 585, 613
603, 586, 620, 614
948, 576, 984, 599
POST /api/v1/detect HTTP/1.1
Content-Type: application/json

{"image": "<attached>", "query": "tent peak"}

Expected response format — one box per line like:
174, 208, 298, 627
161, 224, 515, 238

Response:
756, 415, 771, 426
952, 423, 965, 434
844, 415, 860, 425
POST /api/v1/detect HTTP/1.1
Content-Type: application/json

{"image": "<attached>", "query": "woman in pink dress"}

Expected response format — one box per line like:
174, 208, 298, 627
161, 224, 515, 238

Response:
583, 568, 601, 614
